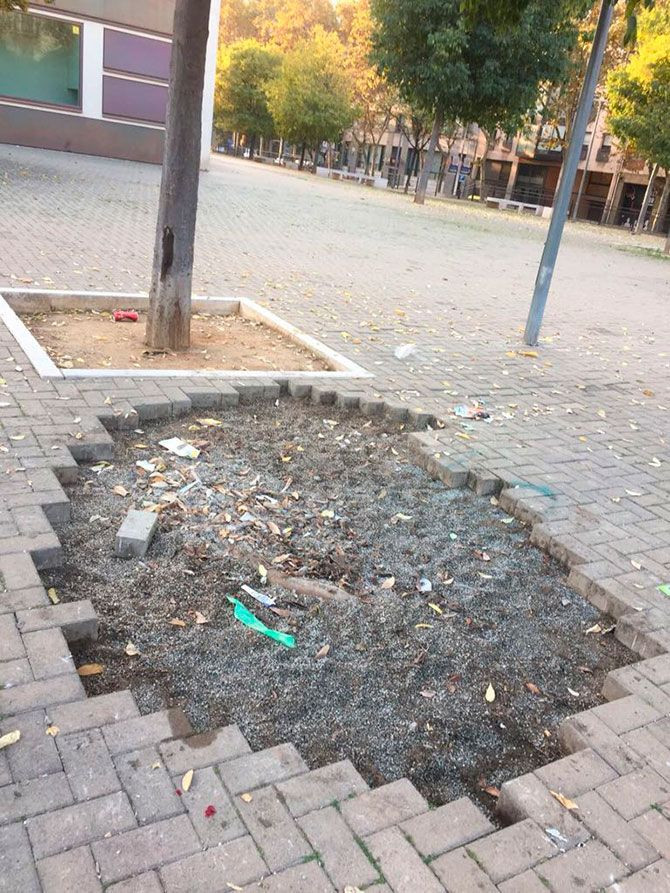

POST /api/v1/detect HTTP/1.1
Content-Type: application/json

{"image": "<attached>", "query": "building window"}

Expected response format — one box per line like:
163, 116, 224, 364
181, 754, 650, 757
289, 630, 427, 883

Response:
0, 10, 81, 108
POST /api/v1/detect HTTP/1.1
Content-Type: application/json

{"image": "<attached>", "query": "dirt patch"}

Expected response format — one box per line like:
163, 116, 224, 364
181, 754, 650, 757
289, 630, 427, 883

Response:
20, 309, 330, 372
46, 400, 632, 811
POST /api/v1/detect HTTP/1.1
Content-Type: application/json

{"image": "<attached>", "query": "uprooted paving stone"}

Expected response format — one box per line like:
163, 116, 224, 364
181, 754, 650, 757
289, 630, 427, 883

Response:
46, 399, 632, 811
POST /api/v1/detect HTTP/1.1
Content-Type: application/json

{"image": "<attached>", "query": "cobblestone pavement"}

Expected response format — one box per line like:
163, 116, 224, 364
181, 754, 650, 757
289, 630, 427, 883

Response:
0, 145, 670, 891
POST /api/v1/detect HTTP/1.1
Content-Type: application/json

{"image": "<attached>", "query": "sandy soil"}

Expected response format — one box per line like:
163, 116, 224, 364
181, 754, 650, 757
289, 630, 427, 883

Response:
46, 400, 632, 811
20, 309, 330, 372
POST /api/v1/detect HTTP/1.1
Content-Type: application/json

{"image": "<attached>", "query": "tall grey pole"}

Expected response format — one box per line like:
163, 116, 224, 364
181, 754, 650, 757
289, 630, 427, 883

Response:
571, 97, 604, 221
523, 0, 614, 345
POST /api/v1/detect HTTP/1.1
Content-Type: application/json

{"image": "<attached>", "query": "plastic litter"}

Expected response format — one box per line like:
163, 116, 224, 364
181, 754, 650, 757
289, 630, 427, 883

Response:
453, 402, 490, 420
658, 583, 670, 597
159, 437, 200, 459
227, 596, 295, 648
112, 309, 138, 322
241, 583, 276, 607
394, 343, 417, 360
418, 577, 432, 593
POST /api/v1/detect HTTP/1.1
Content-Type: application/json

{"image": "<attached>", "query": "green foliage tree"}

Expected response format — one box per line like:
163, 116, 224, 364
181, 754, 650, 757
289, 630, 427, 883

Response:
215, 38, 281, 155
266, 26, 355, 170
370, 0, 588, 203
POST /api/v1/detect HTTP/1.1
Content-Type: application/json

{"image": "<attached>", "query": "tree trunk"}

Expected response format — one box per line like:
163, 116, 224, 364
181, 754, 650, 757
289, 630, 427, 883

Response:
652, 173, 670, 233
478, 131, 491, 202
248, 134, 256, 159
435, 154, 446, 195
414, 110, 443, 205
299, 142, 306, 170
665, 230, 670, 254
635, 163, 659, 234
312, 140, 319, 174
145, 0, 211, 351
404, 150, 413, 193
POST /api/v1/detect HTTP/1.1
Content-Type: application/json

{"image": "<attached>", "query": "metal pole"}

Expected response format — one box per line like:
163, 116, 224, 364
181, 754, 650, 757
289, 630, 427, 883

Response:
572, 97, 603, 221
523, 0, 614, 345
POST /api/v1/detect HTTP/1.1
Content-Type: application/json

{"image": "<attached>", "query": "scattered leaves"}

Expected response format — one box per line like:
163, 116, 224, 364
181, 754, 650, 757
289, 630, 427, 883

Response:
77, 663, 104, 676
315, 644, 331, 658
194, 611, 208, 624
169, 618, 186, 627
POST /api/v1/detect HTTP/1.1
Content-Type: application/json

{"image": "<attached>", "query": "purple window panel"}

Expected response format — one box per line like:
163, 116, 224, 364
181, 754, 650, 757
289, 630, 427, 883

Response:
103, 29, 171, 81
102, 76, 168, 125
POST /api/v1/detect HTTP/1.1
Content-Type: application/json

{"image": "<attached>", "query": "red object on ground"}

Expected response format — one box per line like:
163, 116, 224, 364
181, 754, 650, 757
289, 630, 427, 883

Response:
113, 309, 139, 322
204, 804, 217, 818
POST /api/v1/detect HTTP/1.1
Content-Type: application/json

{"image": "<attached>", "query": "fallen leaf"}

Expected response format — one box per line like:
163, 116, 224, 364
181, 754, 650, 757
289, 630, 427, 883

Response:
0, 730, 20, 749
182, 769, 194, 792
518, 349, 539, 358
415, 623, 433, 629
46, 725, 59, 737
420, 689, 436, 699
112, 485, 129, 497
550, 790, 579, 810
169, 618, 186, 627
258, 563, 267, 580
194, 611, 208, 624
197, 418, 223, 427
585, 624, 602, 635
631, 560, 642, 570
226, 885, 243, 892
315, 644, 331, 658
474, 550, 491, 562
47, 587, 60, 605
482, 785, 500, 798
380, 576, 395, 590
485, 683, 496, 703
320, 509, 335, 519
124, 642, 140, 656
267, 521, 281, 536
525, 682, 541, 695
77, 663, 104, 676
240, 793, 253, 803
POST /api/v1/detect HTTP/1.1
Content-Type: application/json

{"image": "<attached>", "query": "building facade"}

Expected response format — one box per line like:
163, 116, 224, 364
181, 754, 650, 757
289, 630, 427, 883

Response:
0, 1, 220, 166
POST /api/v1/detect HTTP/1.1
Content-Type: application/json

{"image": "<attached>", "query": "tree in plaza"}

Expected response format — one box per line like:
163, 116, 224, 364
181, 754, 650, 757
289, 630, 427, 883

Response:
370, 0, 586, 205
145, 0, 211, 351
215, 39, 281, 155
255, 0, 337, 51
218, 0, 258, 44
266, 26, 355, 171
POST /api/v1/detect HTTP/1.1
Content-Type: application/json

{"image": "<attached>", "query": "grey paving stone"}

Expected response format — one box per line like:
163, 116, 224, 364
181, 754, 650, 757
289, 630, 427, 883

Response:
0, 613, 25, 661
630, 806, 670, 860
103, 708, 193, 756
159, 725, 250, 773
0, 772, 72, 825
431, 846, 498, 892
57, 728, 120, 801
578, 790, 660, 871
235, 784, 312, 872
0, 584, 49, 614
50, 690, 139, 733
0, 656, 33, 686
26, 790, 137, 859
219, 743, 308, 794
37, 845, 102, 893
534, 748, 618, 798
400, 796, 494, 858
16, 599, 98, 642
107, 872, 163, 893
0, 670, 84, 715
1, 708, 62, 782
114, 746, 184, 825
366, 826, 445, 893
466, 819, 558, 885
115, 509, 158, 558
298, 805, 379, 890
171, 765, 245, 847
239, 860, 335, 892
597, 768, 670, 820
607, 859, 670, 892
276, 758, 368, 817
534, 838, 626, 892
340, 779, 428, 837
23, 627, 75, 679
0, 822, 41, 893
159, 835, 267, 893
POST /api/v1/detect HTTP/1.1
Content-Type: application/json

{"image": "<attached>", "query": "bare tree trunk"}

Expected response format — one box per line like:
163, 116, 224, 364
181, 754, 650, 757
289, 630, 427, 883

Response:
635, 163, 659, 235
652, 172, 670, 233
404, 151, 413, 193
146, 0, 211, 351
665, 230, 670, 254
312, 140, 320, 174
414, 109, 443, 205
299, 142, 306, 170
248, 134, 256, 159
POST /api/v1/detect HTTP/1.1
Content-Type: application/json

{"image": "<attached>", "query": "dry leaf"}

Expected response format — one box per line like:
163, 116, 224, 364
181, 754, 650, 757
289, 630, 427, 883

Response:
258, 563, 267, 580
420, 689, 436, 699
380, 576, 396, 590
197, 418, 223, 427
315, 644, 330, 659
428, 603, 443, 615
415, 623, 432, 629
320, 509, 335, 519
482, 784, 500, 798
267, 521, 281, 536
47, 587, 60, 605
585, 624, 602, 635
124, 642, 140, 656
194, 611, 208, 624
46, 725, 59, 737
77, 663, 104, 676
112, 485, 129, 497
474, 550, 491, 562
631, 560, 642, 570
525, 682, 541, 695
484, 683, 496, 703
518, 349, 539, 358
182, 769, 194, 792
169, 618, 186, 627
0, 730, 20, 749
240, 792, 253, 803
226, 885, 244, 892
550, 790, 579, 810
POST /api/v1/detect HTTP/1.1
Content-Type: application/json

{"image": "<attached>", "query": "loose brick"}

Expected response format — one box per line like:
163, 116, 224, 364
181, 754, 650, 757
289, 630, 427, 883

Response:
37, 845, 102, 893
57, 728, 120, 801
27, 790, 137, 859
298, 805, 379, 890
630, 807, 670, 859
239, 860, 335, 892
340, 779, 428, 837
92, 814, 201, 885
534, 839, 626, 892
0, 613, 24, 661
108, 872, 163, 893
577, 790, 659, 871
1, 708, 61, 781
115, 510, 158, 558
431, 846, 498, 892
534, 748, 617, 797
103, 708, 193, 756
0, 671, 84, 715
400, 797, 494, 858
115, 746, 184, 825
23, 627, 75, 679
276, 759, 368, 817
0, 822, 40, 892
366, 826, 444, 893
219, 743, 307, 794
466, 819, 557, 885
597, 768, 670, 820
16, 600, 98, 642
51, 690, 139, 733
159, 835, 267, 893
609, 859, 670, 892
592, 694, 661, 735
0, 772, 72, 825
159, 725, 250, 773
235, 784, 311, 871
171, 765, 245, 847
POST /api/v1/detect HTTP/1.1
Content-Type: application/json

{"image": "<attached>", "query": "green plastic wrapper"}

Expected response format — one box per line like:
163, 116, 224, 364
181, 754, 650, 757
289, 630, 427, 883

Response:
227, 596, 295, 648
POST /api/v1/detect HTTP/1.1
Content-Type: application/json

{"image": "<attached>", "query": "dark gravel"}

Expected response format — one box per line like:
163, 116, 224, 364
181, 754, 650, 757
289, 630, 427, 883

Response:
47, 399, 632, 812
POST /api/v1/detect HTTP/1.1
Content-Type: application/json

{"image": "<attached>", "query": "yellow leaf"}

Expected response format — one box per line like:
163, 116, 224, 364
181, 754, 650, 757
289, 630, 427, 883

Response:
267, 521, 281, 536
240, 792, 253, 803
124, 642, 140, 656
315, 644, 330, 658
169, 618, 186, 627
428, 603, 443, 615
258, 564, 267, 580
182, 769, 194, 792
518, 349, 538, 358
550, 790, 579, 810
320, 509, 335, 519
194, 611, 208, 624
197, 418, 222, 427
77, 663, 104, 676
0, 730, 20, 749
112, 485, 129, 497
380, 576, 395, 590
415, 623, 432, 629
46, 725, 59, 737
47, 587, 60, 605
485, 683, 496, 703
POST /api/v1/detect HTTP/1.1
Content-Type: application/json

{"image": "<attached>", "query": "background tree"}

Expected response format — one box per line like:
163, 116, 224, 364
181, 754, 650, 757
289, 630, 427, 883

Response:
215, 38, 281, 155
219, 0, 258, 44
266, 26, 355, 171
255, 0, 337, 50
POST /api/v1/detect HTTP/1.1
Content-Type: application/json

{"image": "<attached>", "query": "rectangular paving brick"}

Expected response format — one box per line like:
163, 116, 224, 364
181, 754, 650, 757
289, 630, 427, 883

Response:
114, 746, 184, 825
298, 805, 379, 890
159, 835, 267, 893
0, 613, 25, 661
37, 845, 102, 893
1, 708, 62, 781
23, 627, 75, 680
0, 672, 84, 715
171, 765, 245, 847
91, 814, 201, 885
239, 860, 335, 892
219, 743, 307, 794
466, 818, 557, 885
276, 759, 368, 817
609, 858, 670, 891
498, 869, 549, 892
0, 553, 42, 591
366, 826, 444, 893
0, 771, 72, 825
16, 600, 98, 642
0, 822, 41, 893
0, 657, 33, 686
107, 872, 163, 893
103, 708, 193, 756
497, 773, 590, 851
533, 838, 626, 891
431, 846, 498, 892
57, 728, 120, 802
597, 768, 670, 820
115, 509, 158, 558
534, 748, 617, 797
235, 784, 312, 872
159, 725, 250, 773
50, 690, 139, 733
27, 790, 137, 859
0, 585, 49, 615
577, 790, 659, 871
630, 807, 670, 860
592, 695, 661, 735
559, 712, 644, 776
340, 779, 428, 837
400, 796, 494, 858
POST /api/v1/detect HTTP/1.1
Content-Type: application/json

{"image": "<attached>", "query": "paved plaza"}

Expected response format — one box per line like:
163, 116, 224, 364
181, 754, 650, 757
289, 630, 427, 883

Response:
0, 145, 670, 891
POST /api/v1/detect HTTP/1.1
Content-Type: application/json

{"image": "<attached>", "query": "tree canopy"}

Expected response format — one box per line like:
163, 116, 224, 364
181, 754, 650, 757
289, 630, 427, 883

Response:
215, 38, 280, 141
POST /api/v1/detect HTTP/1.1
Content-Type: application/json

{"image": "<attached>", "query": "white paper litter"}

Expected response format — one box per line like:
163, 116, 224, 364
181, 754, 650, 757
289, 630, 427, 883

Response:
241, 584, 276, 607
159, 437, 200, 459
